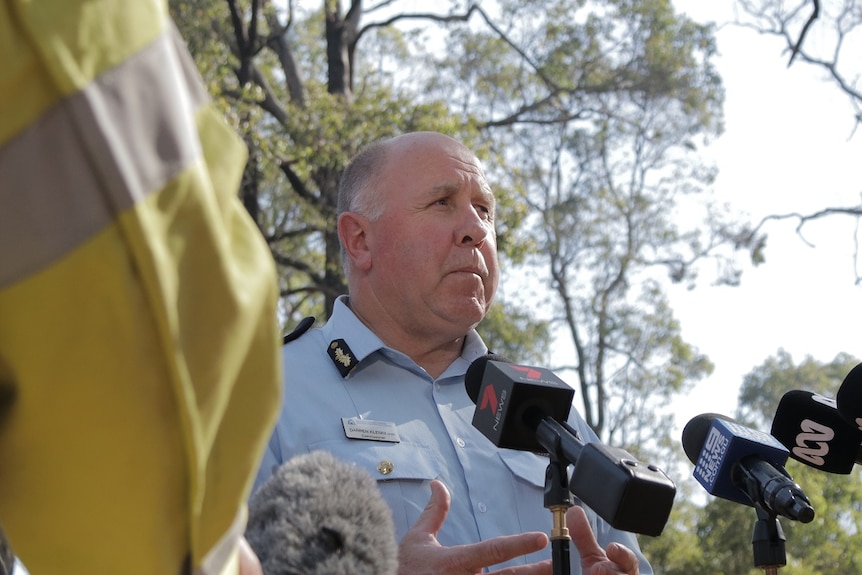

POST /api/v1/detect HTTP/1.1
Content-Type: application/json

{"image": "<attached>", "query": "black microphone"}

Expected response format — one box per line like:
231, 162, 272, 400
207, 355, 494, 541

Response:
771, 390, 862, 474
466, 354, 676, 536
466, 353, 575, 452
836, 362, 862, 431
681, 413, 815, 523
246, 451, 398, 575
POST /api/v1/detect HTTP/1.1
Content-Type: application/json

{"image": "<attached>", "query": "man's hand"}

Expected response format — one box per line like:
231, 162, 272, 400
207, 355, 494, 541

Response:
238, 536, 263, 575
397, 480, 553, 575
568, 505, 640, 575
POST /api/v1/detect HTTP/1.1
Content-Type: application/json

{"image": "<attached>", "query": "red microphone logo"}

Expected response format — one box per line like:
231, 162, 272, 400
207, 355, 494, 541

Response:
511, 365, 542, 379
479, 385, 498, 412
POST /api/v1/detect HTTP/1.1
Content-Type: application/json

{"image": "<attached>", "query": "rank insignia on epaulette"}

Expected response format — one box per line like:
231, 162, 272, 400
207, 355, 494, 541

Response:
328, 339, 357, 377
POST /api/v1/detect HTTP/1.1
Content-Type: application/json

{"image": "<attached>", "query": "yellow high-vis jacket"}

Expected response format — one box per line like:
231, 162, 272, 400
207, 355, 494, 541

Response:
0, 1, 283, 573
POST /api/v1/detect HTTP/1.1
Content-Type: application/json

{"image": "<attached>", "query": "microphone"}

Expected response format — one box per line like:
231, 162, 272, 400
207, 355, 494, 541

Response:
466, 353, 575, 452
466, 354, 676, 536
681, 413, 815, 523
245, 450, 398, 575
771, 389, 862, 474
836, 362, 862, 431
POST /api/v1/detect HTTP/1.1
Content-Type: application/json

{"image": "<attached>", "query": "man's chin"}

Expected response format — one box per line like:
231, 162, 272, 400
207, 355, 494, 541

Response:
445, 298, 487, 327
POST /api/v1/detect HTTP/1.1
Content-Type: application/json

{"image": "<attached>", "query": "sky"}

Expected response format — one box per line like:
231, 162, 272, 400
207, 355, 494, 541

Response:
667, 0, 862, 430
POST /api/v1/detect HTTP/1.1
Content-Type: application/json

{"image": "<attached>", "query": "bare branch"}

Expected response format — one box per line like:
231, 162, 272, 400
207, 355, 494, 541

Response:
249, 0, 261, 60
754, 205, 862, 243
252, 66, 290, 125
736, 0, 862, 129
788, 0, 820, 67
265, 226, 324, 244
227, 0, 252, 85
279, 159, 321, 208
263, 10, 305, 105
355, 4, 478, 44
272, 251, 324, 282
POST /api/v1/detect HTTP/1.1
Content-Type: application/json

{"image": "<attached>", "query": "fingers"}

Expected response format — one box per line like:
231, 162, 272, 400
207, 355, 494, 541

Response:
402, 486, 639, 575
398, 480, 551, 575
487, 558, 553, 575
453, 532, 550, 572
567, 505, 639, 575
237, 536, 263, 575
567, 505, 606, 564
605, 542, 640, 575
407, 479, 451, 542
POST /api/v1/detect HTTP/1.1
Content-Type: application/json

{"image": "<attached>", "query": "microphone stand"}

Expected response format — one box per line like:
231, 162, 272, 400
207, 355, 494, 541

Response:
543, 453, 572, 575
536, 420, 575, 575
751, 506, 786, 574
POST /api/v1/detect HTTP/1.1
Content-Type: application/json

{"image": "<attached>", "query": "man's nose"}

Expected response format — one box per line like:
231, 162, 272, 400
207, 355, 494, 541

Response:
456, 206, 491, 247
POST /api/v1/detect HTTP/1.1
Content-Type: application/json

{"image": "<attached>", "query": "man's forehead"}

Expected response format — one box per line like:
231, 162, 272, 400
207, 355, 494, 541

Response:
425, 179, 494, 199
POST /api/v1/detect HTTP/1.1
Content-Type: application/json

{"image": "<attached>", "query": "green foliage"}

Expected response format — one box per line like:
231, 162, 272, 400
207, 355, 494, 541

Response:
638, 498, 708, 574
736, 350, 859, 428
728, 351, 862, 572
477, 301, 551, 366
692, 460, 862, 575
653, 352, 862, 574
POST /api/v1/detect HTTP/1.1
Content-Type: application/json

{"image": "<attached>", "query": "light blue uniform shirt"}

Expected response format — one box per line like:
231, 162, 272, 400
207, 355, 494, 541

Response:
255, 296, 653, 574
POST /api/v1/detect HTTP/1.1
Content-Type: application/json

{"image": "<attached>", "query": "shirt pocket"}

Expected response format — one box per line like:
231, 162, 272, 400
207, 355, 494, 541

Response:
309, 439, 443, 539
310, 438, 441, 480
498, 449, 548, 488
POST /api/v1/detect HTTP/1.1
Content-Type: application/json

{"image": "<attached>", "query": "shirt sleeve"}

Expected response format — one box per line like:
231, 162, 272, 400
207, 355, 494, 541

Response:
0, 3, 282, 574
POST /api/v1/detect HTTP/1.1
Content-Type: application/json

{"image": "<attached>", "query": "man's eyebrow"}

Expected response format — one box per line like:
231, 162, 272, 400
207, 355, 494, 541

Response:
424, 183, 496, 210
478, 187, 496, 210
427, 183, 459, 196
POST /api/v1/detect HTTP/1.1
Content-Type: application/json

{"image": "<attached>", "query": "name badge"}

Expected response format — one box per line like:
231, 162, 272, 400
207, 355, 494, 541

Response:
342, 417, 401, 443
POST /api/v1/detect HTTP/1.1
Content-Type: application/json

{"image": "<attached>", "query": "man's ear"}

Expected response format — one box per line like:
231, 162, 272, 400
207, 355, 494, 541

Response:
338, 212, 372, 271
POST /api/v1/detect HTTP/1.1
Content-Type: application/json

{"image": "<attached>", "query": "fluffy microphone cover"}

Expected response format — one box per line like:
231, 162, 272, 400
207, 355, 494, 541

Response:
246, 450, 398, 575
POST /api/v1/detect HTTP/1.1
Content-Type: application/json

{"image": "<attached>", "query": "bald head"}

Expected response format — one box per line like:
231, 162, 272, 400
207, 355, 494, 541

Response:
338, 132, 481, 219
337, 132, 488, 271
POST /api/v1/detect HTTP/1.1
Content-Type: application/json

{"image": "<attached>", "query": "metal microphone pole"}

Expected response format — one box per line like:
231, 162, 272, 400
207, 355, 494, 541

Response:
544, 454, 572, 575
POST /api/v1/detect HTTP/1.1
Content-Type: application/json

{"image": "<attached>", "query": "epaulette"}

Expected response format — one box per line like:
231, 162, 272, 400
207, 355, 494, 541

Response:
327, 338, 357, 378
283, 316, 315, 345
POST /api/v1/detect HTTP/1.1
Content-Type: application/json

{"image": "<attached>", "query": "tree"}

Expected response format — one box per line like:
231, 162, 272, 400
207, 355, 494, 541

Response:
680, 351, 862, 574
735, 0, 862, 125
450, 0, 747, 447
732, 0, 862, 283
637, 494, 710, 574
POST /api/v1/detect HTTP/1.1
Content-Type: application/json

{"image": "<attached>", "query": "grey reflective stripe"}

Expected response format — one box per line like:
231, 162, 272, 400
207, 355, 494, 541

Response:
0, 23, 208, 289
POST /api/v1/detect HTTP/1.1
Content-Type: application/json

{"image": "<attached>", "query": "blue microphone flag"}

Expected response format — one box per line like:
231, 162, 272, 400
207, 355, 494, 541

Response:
693, 417, 790, 506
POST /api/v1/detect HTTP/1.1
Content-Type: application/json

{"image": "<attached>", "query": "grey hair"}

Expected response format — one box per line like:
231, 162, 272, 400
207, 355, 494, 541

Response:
337, 138, 392, 272
337, 139, 392, 220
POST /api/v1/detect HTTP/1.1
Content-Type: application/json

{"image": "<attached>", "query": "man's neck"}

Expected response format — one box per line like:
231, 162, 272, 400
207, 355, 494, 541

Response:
346, 297, 466, 379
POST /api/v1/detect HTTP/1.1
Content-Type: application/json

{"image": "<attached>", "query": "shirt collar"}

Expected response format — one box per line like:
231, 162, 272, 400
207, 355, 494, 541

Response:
320, 296, 386, 366
323, 295, 489, 381
437, 330, 488, 381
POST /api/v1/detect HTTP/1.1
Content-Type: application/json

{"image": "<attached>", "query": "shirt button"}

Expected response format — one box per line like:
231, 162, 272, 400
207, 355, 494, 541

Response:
377, 460, 394, 475
456, 437, 466, 448
478, 502, 487, 513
